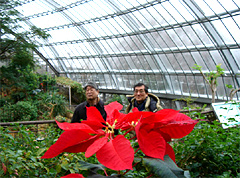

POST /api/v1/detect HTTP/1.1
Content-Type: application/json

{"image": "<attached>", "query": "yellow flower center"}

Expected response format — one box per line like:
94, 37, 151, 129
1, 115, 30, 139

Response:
130, 121, 138, 127
105, 120, 117, 134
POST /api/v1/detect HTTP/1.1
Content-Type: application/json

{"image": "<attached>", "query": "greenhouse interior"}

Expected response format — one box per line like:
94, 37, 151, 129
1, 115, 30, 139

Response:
0, 0, 239, 177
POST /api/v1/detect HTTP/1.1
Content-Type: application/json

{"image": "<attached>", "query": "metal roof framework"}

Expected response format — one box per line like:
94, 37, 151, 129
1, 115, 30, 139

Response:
12, 0, 240, 103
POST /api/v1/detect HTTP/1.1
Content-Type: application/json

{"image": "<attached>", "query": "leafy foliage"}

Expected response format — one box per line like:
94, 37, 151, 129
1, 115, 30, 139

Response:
0, 68, 71, 122
0, 125, 88, 177
0, 0, 50, 66
2, 101, 38, 122
0, 0, 58, 122
105, 94, 127, 105
1, 66, 41, 102
56, 76, 86, 104
32, 91, 68, 119
173, 119, 240, 177
142, 156, 189, 178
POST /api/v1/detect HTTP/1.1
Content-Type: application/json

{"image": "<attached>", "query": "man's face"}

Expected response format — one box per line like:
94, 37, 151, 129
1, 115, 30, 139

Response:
134, 85, 148, 104
85, 86, 99, 100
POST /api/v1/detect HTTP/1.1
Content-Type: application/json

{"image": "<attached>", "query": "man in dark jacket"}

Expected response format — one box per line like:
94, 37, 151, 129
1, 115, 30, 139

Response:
71, 82, 106, 123
125, 83, 163, 113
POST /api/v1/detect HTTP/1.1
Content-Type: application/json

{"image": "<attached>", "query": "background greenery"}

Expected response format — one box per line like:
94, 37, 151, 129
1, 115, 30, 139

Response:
173, 110, 240, 178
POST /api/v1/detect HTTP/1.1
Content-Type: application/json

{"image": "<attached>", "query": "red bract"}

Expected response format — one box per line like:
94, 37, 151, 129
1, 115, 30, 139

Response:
96, 135, 134, 170
61, 173, 84, 178
134, 109, 198, 161
41, 101, 134, 171
118, 108, 154, 131
41, 122, 99, 158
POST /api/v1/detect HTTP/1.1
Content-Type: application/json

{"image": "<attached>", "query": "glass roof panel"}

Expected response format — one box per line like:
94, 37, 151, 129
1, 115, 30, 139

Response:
52, 0, 79, 6
231, 49, 240, 68
195, 0, 223, 16
212, 20, 236, 44
191, 24, 213, 45
6, 0, 240, 102
47, 28, 80, 42
16, 1, 50, 16
28, 14, 68, 29
222, 18, 240, 43
217, 0, 240, 11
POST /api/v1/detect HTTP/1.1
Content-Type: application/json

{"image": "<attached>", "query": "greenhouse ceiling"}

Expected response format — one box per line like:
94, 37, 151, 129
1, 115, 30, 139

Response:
6, 0, 240, 102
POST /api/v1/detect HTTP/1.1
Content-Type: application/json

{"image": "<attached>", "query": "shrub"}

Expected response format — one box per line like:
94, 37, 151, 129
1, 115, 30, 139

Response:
39, 74, 57, 91
0, 101, 38, 122
0, 91, 70, 122
173, 120, 240, 177
14, 101, 38, 121
32, 91, 68, 119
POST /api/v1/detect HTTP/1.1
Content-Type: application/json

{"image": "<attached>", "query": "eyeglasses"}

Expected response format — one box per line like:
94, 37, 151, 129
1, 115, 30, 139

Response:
86, 88, 95, 93
134, 90, 145, 94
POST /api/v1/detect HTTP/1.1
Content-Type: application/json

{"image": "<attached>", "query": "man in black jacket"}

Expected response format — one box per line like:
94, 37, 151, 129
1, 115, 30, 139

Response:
125, 83, 163, 113
71, 82, 106, 123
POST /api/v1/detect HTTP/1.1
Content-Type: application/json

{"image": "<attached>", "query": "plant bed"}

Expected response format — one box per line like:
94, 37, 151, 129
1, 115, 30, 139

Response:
1, 104, 239, 177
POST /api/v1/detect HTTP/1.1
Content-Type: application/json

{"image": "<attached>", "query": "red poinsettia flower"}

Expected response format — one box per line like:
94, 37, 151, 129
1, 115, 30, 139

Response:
41, 101, 134, 171
61, 173, 84, 178
42, 101, 198, 171
133, 109, 198, 162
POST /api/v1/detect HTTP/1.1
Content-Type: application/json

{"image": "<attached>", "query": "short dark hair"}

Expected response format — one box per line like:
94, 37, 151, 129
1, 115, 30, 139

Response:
133, 83, 148, 93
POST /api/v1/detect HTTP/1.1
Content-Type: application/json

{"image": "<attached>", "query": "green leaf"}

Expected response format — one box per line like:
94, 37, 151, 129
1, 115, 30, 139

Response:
60, 159, 69, 170
142, 155, 186, 178
30, 156, 37, 162
133, 157, 142, 163
69, 169, 75, 174
56, 164, 62, 173
44, 166, 49, 174
78, 160, 105, 171
36, 148, 46, 156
